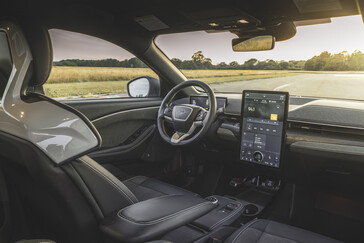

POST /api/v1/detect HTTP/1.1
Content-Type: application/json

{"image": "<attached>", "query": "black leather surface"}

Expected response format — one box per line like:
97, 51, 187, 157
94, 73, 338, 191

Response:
120, 194, 209, 222
123, 176, 198, 201
0, 132, 103, 243
225, 219, 342, 243
67, 156, 138, 217
20, 21, 53, 87
100, 194, 215, 243
0, 31, 12, 88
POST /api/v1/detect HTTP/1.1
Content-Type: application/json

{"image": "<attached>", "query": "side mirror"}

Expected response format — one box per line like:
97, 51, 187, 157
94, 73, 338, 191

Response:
127, 76, 160, 98
232, 35, 275, 52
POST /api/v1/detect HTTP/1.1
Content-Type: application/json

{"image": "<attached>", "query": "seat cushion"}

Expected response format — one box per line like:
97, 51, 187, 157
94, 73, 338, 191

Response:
225, 219, 342, 243
123, 176, 198, 201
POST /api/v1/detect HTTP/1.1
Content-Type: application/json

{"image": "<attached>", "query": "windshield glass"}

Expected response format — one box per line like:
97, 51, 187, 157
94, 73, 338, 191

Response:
155, 15, 364, 100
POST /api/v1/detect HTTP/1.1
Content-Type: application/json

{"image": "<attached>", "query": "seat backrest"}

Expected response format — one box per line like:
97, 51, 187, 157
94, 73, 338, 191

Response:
0, 20, 138, 242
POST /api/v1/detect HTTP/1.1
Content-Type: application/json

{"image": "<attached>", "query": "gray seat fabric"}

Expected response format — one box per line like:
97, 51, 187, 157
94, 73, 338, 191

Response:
123, 176, 198, 201
225, 219, 342, 243
101, 163, 198, 201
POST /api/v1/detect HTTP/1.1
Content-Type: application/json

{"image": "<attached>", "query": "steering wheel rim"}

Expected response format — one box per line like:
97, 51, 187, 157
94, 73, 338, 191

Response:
157, 80, 217, 146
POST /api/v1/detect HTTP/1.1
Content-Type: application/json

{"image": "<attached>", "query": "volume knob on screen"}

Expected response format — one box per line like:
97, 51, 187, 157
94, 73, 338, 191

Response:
253, 151, 264, 162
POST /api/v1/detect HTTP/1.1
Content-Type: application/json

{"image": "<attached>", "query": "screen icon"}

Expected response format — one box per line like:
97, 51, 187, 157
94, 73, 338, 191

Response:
270, 114, 278, 120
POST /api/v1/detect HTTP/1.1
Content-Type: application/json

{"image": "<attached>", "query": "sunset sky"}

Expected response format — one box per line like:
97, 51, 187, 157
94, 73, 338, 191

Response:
50, 15, 364, 64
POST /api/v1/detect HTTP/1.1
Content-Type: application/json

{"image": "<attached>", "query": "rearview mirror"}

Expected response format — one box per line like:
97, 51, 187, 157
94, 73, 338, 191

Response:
127, 76, 160, 98
232, 35, 275, 52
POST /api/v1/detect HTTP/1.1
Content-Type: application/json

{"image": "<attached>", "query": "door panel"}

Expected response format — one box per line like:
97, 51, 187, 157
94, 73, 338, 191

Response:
92, 106, 159, 148
63, 98, 171, 165
65, 98, 162, 120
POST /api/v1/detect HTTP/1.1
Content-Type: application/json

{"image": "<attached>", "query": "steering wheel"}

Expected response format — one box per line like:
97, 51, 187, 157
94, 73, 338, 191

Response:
157, 80, 217, 146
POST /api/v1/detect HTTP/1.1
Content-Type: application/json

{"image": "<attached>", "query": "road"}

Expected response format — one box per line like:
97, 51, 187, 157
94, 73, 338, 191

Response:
210, 74, 364, 100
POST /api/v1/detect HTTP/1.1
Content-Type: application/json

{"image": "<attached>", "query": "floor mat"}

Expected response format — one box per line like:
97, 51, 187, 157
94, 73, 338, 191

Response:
290, 188, 364, 242
315, 193, 364, 222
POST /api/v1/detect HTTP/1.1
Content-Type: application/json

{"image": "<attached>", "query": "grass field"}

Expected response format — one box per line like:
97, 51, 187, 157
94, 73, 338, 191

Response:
44, 66, 301, 98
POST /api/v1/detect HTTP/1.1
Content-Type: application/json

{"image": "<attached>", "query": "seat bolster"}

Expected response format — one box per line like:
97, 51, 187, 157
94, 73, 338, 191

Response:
225, 219, 342, 243
123, 176, 199, 201
64, 156, 138, 218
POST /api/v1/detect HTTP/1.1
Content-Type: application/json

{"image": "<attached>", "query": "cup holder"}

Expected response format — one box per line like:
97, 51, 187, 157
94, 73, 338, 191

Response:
242, 204, 259, 216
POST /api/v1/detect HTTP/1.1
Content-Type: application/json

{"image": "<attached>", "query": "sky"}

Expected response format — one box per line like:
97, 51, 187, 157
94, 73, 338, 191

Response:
50, 15, 364, 64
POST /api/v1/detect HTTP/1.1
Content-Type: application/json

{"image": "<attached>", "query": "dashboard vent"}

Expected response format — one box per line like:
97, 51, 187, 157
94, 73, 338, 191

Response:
288, 120, 364, 137
288, 121, 324, 134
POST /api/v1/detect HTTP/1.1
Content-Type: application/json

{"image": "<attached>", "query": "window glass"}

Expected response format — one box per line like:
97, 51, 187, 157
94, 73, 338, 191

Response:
155, 15, 364, 101
45, 29, 158, 100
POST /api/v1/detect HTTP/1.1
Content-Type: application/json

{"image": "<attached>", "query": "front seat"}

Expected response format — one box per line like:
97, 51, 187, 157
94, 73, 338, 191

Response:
122, 175, 199, 201
0, 20, 214, 243
225, 219, 341, 243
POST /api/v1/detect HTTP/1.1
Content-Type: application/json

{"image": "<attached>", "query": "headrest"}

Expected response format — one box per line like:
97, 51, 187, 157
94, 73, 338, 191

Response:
22, 21, 53, 87
0, 31, 12, 80
0, 31, 12, 96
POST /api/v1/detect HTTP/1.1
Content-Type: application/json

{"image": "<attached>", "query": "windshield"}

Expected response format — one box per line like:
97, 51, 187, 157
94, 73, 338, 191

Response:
155, 15, 364, 101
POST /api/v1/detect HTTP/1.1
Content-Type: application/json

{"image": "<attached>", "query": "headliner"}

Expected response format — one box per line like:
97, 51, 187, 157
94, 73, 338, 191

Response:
1, 0, 362, 54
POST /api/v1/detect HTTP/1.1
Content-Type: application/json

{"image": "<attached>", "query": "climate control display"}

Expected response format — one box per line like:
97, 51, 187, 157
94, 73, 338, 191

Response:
240, 91, 288, 168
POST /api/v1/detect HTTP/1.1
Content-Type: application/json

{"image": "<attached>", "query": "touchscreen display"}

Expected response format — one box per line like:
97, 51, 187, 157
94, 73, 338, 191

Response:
240, 91, 288, 168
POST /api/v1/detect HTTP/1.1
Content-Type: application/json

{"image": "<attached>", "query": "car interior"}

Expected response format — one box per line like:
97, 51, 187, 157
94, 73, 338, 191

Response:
1, 0, 364, 243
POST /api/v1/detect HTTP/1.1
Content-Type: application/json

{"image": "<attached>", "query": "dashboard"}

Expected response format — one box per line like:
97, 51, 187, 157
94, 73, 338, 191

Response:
173, 93, 364, 166
171, 92, 364, 194
190, 96, 227, 110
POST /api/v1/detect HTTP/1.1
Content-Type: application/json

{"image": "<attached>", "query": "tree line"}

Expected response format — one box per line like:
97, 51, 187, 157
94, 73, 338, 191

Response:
53, 50, 364, 71
54, 57, 148, 68
304, 51, 364, 71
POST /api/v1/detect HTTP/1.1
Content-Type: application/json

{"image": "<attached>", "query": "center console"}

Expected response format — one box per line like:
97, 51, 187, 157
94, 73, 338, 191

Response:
156, 91, 291, 242
192, 196, 244, 231
161, 195, 264, 243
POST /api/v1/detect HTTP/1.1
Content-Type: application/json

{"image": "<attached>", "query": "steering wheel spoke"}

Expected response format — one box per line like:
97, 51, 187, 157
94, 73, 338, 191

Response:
162, 114, 173, 121
195, 109, 208, 121
158, 105, 173, 121
171, 121, 203, 144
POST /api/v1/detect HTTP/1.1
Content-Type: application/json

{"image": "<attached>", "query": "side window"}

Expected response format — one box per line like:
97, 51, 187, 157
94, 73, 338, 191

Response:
44, 29, 159, 100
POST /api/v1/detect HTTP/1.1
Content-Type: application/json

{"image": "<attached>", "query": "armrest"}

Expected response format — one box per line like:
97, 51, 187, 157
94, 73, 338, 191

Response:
100, 194, 215, 242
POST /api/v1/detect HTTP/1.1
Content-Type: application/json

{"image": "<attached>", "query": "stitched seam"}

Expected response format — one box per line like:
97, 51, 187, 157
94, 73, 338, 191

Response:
256, 220, 269, 243
118, 195, 202, 218
147, 179, 197, 195
253, 230, 301, 243
123, 175, 148, 184
231, 219, 260, 243
125, 179, 168, 196
137, 183, 173, 196
118, 201, 212, 225
119, 194, 173, 212
80, 158, 136, 204
118, 202, 211, 225
66, 164, 104, 219
84, 158, 139, 202
209, 202, 243, 230
126, 177, 191, 196
125, 176, 197, 196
